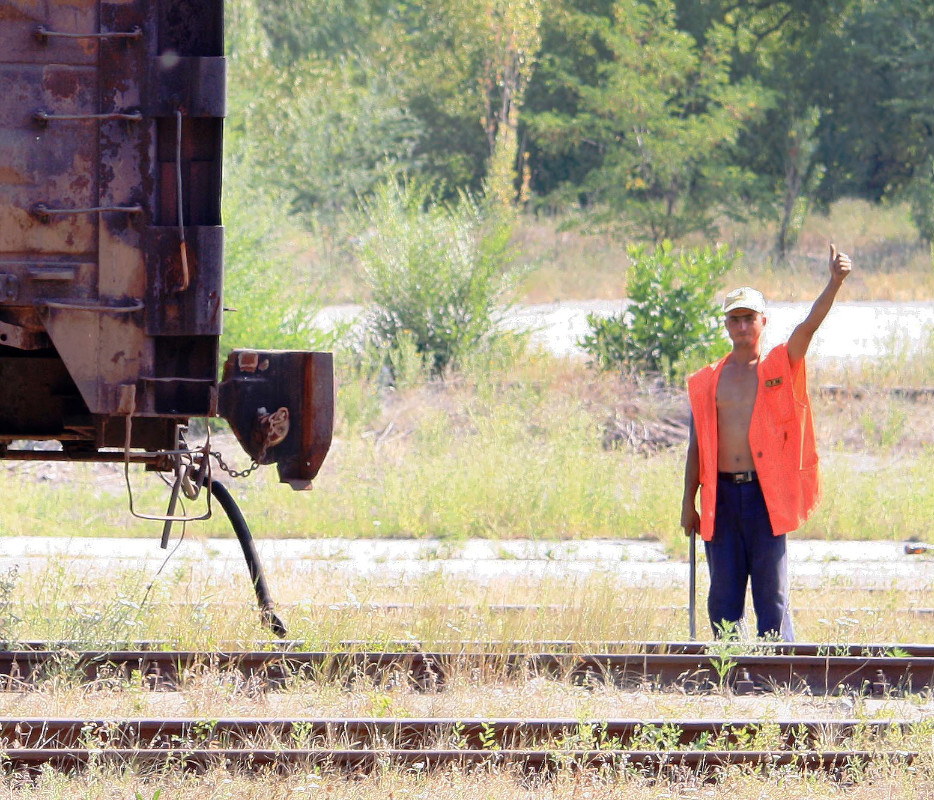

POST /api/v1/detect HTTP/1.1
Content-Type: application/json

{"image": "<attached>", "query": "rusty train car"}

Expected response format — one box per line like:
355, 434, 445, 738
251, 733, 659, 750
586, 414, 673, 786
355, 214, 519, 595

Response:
0, 1, 333, 634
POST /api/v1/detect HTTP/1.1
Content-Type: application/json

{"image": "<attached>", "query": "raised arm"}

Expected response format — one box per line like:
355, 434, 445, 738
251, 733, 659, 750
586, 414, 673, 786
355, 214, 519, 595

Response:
787, 244, 852, 369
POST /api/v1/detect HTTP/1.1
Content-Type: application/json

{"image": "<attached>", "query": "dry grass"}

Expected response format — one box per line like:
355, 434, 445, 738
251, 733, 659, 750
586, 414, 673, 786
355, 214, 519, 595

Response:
1, 562, 933, 794
0, 355, 931, 545
0, 646, 932, 796
2, 765, 934, 800
288, 198, 931, 305
715, 198, 933, 302
507, 198, 931, 303
4, 557, 934, 647
1, 669, 927, 729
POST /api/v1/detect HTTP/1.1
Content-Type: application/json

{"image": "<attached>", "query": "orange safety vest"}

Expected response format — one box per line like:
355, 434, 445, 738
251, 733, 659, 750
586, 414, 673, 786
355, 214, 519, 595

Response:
687, 343, 820, 542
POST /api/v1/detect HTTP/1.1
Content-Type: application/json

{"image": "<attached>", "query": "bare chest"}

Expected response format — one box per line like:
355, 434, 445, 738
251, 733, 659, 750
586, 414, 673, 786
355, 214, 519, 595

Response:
716, 364, 759, 417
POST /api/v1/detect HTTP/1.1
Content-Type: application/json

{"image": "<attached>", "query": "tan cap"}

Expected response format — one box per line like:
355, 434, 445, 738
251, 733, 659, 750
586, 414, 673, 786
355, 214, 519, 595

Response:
723, 286, 765, 314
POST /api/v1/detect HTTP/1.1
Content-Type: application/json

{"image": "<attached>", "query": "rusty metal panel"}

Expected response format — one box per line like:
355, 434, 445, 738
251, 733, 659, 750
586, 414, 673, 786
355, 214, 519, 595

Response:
0, 66, 99, 255
0, 0, 226, 422
0, 0, 333, 493
0, 2, 100, 65
144, 225, 223, 336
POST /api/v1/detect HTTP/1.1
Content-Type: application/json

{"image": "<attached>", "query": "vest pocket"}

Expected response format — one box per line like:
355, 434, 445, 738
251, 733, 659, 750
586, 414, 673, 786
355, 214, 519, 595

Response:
763, 381, 795, 423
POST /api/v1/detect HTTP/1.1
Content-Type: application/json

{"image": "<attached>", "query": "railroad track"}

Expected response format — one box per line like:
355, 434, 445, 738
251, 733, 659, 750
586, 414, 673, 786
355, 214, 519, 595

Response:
9, 638, 934, 656
0, 717, 918, 773
0, 643, 931, 695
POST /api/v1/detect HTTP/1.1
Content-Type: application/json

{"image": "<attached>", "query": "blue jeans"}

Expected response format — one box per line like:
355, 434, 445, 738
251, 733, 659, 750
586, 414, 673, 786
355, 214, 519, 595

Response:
704, 477, 794, 641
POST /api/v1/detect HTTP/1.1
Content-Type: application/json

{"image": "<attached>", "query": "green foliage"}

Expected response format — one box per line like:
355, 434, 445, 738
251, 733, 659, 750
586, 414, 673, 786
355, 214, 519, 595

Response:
246, 0, 543, 208
221, 176, 332, 355
580, 241, 734, 380
255, 0, 396, 62
221, 0, 335, 354
771, 107, 825, 262
528, 0, 770, 239
807, 0, 933, 225
356, 180, 521, 373
0, 567, 20, 646
225, 0, 934, 245
260, 58, 420, 217
226, 0, 420, 219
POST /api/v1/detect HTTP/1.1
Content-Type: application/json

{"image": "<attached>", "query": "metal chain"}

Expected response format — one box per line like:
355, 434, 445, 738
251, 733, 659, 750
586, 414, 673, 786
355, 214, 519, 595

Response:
210, 450, 260, 479
209, 416, 280, 480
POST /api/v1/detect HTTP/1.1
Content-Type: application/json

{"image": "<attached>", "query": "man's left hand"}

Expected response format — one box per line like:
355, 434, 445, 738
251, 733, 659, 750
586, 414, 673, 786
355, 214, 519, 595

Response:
829, 244, 852, 284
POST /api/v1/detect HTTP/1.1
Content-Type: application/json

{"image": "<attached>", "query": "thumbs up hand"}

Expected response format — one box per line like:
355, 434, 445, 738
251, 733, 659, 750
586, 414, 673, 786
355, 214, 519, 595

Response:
829, 244, 852, 284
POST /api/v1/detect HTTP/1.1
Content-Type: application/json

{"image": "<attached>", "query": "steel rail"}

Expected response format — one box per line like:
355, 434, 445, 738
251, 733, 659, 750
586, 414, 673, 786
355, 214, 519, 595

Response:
335, 639, 934, 658
0, 717, 907, 749
0, 747, 914, 772
0, 649, 931, 694
7, 640, 934, 658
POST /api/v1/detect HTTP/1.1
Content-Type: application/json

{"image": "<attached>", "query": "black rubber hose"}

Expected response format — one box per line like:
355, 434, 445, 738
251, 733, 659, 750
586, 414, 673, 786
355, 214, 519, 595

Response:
210, 478, 287, 637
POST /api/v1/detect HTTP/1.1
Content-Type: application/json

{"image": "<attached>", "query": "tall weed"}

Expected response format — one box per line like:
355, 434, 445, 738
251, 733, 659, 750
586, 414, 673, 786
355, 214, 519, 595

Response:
356, 180, 522, 373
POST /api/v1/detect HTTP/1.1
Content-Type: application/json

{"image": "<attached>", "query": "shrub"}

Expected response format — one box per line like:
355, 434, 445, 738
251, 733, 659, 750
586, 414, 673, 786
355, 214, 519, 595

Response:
580, 240, 735, 381
355, 180, 520, 374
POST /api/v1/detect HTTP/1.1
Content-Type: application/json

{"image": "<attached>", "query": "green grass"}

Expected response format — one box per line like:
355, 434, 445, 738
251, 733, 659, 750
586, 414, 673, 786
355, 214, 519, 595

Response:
1, 337, 932, 551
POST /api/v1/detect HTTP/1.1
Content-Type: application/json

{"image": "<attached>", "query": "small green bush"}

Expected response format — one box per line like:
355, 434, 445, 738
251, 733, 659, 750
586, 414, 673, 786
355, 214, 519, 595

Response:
580, 240, 735, 381
355, 180, 520, 373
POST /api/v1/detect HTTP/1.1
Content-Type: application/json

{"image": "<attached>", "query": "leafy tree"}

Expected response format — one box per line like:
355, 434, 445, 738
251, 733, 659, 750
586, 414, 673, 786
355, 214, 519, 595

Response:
836, 0, 934, 240
251, 0, 543, 204
528, 0, 769, 240
766, 0, 934, 241
226, 0, 934, 244
521, 0, 615, 203
263, 58, 421, 216
772, 108, 825, 261
255, 0, 399, 62
396, 0, 544, 199
223, 1, 421, 218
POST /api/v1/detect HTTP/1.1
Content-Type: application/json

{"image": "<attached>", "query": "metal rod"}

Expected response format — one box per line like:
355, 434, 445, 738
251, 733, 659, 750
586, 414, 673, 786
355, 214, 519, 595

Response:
32, 203, 143, 222
41, 300, 144, 313
689, 530, 696, 640
0, 450, 161, 463
34, 111, 142, 123
34, 25, 142, 41
174, 109, 190, 292
160, 474, 182, 549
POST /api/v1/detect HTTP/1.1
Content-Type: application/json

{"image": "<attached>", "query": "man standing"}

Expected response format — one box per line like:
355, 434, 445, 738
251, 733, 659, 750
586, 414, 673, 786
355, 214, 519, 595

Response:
681, 246, 852, 640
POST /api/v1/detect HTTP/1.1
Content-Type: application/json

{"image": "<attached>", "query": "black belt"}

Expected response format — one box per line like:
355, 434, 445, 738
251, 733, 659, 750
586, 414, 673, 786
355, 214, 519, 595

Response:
718, 470, 758, 484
